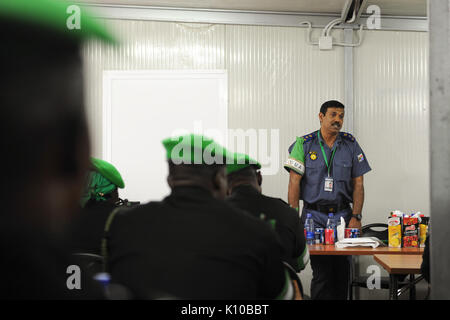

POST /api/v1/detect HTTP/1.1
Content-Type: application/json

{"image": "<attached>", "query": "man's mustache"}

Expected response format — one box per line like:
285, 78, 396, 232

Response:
332, 122, 341, 127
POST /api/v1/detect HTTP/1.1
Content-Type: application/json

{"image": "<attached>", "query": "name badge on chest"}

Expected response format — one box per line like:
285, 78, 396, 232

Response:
324, 177, 334, 192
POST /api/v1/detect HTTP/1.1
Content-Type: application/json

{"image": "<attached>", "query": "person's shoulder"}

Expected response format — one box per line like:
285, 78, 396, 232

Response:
339, 131, 357, 143
260, 194, 299, 220
260, 193, 290, 209
112, 201, 166, 222
220, 200, 276, 236
288, 131, 317, 153
300, 131, 318, 143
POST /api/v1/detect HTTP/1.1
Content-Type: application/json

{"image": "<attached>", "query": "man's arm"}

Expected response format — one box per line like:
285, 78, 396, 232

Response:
348, 175, 364, 229
288, 171, 302, 210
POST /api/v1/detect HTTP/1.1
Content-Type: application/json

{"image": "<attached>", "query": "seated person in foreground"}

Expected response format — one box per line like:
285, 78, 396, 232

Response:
0, 0, 112, 299
107, 134, 293, 299
226, 153, 309, 273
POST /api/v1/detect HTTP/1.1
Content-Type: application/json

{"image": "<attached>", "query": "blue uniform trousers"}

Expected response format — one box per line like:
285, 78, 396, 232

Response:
302, 207, 352, 300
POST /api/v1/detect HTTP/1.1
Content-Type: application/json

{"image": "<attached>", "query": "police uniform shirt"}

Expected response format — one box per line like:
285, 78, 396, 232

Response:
227, 184, 309, 273
107, 186, 289, 299
286, 131, 372, 226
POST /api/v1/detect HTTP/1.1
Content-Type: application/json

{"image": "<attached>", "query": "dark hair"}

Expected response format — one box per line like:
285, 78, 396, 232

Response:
227, 166, 258, 185
320, 100, 345, 116
168, 161, 225, 180
1, 18, 87, 203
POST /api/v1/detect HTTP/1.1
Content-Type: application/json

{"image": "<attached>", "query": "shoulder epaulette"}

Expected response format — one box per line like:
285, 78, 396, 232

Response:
340, 131, 356, 142
301, 131, 317, 143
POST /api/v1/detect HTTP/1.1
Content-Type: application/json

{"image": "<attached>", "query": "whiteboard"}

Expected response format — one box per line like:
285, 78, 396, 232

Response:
103, 70, 228, 203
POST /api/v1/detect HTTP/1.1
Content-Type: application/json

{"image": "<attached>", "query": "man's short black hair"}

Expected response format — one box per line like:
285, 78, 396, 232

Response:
227, 166, 258, 186
320, 100, 345, 116
168, 161, 225, 180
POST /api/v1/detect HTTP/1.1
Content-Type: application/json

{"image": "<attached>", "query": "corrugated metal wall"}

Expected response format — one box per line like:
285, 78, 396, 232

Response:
354, 30, 429, 224
353, 30, 429, 300
82, 19, 428, 298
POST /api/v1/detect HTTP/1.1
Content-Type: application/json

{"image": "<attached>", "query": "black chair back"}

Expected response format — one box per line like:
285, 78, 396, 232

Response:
361, 223, 388, 244
72, 253, 105, 275
283, 261, 304, 299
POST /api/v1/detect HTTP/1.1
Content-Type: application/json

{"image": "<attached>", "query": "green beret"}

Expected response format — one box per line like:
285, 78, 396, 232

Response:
91, 158, 125, 189
162, 134, 231, 165
0, 0, 114, 43
227, 152, 261, 175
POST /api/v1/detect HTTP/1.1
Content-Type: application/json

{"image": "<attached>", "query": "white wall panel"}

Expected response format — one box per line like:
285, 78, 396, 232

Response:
225, 25, 344, 200
353, 30, 428, 300
354, 30, 429, 224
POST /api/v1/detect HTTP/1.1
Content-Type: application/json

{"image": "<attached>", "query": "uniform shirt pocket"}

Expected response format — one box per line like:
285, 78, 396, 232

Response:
304, 159, 323, 184
333, 160, 352, 181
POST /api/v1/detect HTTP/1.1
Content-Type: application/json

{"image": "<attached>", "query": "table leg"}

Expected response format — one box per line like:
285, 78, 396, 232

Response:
389, 275, 393, 300
348, 256, 353, 300
390, 274, 398, 300
409, 274, 416, 300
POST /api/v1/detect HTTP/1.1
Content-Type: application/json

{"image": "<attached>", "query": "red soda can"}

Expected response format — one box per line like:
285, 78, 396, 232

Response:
345, 228, 352, 238
325, 228, 335, 245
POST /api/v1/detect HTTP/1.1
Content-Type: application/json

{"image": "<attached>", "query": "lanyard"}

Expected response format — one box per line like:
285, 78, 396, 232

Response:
317, 130, 337, 177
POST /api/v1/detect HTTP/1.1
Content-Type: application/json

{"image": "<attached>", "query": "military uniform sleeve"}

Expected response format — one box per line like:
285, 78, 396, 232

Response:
293, 216, 309, 272
284, 137, 305, 175
351, 140, 372, 178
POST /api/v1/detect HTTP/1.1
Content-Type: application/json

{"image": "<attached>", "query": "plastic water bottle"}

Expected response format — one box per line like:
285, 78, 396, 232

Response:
305, 213, 315, 245
325, 213, 335, 245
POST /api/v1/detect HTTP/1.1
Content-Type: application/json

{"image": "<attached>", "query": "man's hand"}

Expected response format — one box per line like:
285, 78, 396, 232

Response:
347, 217, 362, 230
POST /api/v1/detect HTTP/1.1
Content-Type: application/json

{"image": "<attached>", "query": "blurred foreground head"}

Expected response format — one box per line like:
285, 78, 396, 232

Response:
0, 0, 113, 234
162, 134, 230, 200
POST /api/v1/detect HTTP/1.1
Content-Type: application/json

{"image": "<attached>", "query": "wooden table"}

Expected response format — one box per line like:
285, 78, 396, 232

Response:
307, 244, 424, 300
308, 244, 424, 256
374, 254, 424, 300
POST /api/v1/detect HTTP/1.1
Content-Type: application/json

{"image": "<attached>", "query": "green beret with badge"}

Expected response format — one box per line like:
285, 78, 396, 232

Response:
80, 158, 124, 207
91, 158, 125, 189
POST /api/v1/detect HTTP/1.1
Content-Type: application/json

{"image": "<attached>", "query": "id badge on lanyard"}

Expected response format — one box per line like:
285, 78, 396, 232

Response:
324, 177, 334, 192
318, 130, 337, 193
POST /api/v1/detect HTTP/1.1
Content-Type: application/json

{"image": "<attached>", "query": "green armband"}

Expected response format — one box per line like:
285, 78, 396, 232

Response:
284, 137, 305, 175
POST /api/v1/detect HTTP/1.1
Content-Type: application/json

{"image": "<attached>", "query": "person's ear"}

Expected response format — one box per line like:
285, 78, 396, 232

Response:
257, 171, 262, 186
319, 112, 324, 123
213, 167, 228, 200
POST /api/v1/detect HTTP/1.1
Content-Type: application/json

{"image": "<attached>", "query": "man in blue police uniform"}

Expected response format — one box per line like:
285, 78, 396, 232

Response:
284, 100, 372, 300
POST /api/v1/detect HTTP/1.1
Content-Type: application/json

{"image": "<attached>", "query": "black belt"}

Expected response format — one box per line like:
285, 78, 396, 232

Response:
304, 202, 351, 214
